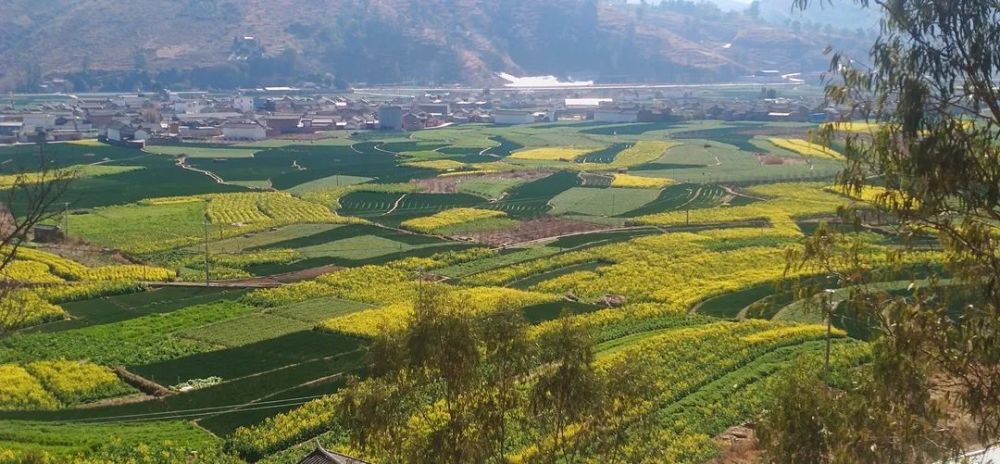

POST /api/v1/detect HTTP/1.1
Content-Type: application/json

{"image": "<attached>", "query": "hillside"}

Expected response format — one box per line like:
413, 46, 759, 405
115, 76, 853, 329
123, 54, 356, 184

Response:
0, 0, 870, 90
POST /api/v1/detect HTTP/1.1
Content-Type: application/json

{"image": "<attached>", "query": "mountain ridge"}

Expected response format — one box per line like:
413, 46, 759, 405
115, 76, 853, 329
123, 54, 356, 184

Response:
0, 0, 871, 90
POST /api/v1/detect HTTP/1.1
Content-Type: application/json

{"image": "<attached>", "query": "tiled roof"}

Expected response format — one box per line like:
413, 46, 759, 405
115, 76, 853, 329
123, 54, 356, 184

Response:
296, 443, 367, 464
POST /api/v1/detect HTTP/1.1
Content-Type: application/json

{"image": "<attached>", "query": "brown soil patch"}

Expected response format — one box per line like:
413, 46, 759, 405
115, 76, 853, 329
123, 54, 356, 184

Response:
37, 240, 132, 267
464, 217, 610, 247
411, 170, 551, 195
78, 392, 156, 409
710, 425, 762, 464
755, 153, 807, 166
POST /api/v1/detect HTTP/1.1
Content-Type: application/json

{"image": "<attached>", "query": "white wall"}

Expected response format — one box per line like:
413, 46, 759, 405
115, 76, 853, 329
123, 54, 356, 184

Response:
223, 126, 266, 140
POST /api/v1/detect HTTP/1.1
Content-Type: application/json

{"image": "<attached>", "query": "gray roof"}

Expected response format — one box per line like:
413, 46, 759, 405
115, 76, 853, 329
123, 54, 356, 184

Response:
296, 444, 367, 464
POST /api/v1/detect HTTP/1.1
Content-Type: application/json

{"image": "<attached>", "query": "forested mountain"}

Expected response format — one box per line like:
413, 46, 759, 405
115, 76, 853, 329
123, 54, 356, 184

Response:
0, 0, 871, 90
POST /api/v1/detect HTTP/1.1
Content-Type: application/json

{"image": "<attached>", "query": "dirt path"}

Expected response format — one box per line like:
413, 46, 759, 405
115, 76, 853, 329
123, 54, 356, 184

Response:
677, 186, 704, 209
170, 154, 273, 191
174, 154, 225, 184
373, 143, 397, 155
384, 194, 408, 216
721, 185, 767, 202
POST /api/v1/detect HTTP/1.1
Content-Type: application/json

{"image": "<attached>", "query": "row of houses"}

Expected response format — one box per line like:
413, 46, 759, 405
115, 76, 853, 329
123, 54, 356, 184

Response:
1, 83, 843, 145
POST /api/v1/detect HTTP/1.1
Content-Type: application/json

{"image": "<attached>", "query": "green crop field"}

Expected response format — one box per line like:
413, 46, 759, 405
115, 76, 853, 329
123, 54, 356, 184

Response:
491, 171, 580, 218
338, 192, 486, 221
549, 187, 662, 216
456, 178, 526, 199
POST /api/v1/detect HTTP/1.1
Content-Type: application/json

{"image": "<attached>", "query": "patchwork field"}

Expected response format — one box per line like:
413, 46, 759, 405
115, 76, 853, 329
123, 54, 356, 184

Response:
0, 120, 909, 463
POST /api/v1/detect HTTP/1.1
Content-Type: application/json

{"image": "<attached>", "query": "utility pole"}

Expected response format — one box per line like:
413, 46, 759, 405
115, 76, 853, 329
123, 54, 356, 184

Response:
62, 202, 69, 235
610, 189, 615, 217
823, 289, 836, 382
203, 218, 210, 287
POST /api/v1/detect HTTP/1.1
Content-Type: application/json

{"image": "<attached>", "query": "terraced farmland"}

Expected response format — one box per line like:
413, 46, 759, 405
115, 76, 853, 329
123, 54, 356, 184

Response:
0, 121, 900, 463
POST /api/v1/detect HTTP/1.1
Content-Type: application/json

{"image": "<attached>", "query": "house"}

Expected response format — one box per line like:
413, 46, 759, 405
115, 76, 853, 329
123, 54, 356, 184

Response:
179, 126, 222, 139
265, 115, 304, 134
402, 112, 424, 131
85, 110, 118, 130
492, 109, 535, 125
296, 443, 367, 464
232, 96, 255, 113
221, 120, 267, 140
418, 103, 450, 116
106, 122, 149, 143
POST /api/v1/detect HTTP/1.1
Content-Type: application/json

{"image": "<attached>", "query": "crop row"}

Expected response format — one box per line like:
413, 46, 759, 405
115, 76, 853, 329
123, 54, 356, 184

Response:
464, 220, 942, 310
205, 192, 337, 226
228, 317, 841, 461
641, 339, 871, 462
512, 321, 842, 461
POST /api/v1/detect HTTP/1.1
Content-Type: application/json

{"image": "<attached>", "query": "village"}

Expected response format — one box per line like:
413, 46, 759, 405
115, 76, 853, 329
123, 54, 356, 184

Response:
0, 81, 839, 147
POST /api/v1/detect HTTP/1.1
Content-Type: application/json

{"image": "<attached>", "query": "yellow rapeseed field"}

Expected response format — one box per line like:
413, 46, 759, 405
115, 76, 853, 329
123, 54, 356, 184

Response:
400, 208, 508, 233
403, 159, 468, 171
610, 173, 675, 189
767, 138, 844, 160
510, 147, 594, 161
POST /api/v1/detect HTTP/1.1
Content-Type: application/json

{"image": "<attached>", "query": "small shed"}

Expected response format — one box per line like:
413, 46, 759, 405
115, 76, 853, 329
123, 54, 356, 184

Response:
32, 224, 65, 243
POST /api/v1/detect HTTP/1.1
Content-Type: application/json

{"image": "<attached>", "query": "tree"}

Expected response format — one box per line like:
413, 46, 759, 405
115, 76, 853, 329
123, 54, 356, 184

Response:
529, 317, 601, 464
337, 287, 536, 464
761, 0, 1000, 461
0, 138, 75, 336
336, 293, 654, 463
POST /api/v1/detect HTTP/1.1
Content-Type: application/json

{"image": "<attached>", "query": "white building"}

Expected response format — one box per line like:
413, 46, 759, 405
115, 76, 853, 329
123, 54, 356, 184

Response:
565, 98, 612, 109
116, 94, 147, 109
221, 121, 266, 140
233, 96, 255, 113
174, 100, 203, 114
492, 109, 535, 125
593, 108, 639, 123
106, 123, 149, 142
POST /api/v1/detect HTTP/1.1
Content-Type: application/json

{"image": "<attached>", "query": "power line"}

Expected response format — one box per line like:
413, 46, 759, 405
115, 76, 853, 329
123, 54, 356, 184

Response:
61, 392, 335, 424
